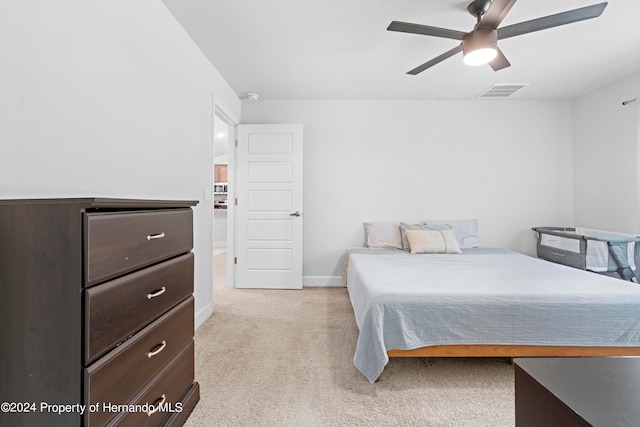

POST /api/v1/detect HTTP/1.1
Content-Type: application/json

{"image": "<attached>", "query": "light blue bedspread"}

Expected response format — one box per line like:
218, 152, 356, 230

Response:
346, 248, 640, 383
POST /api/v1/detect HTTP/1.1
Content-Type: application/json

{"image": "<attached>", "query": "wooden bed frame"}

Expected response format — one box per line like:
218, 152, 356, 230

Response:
388, 344, 640, 358
374, 345, 640, 382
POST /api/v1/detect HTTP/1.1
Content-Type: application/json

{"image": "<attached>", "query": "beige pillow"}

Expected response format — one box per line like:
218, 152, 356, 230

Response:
399, 222, 452, 251
405, 229, 462, 254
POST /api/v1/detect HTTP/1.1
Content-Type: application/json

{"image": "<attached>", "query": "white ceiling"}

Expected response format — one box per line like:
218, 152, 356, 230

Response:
162, 0, 640, 100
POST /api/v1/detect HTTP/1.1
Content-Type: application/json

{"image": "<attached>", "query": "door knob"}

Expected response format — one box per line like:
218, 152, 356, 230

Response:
289, 211, 301, 217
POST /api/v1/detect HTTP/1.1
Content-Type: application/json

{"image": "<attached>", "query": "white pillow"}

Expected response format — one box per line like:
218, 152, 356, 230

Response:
405, 229, 462, 254
425, 219, 481, 249
364, 222, 403, 249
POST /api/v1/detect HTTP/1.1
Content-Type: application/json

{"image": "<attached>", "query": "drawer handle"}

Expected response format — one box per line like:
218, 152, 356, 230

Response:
146, 232, 165, 240
147, 340, 167, 358
147, 287, 166, 299
146, 394, 166, 417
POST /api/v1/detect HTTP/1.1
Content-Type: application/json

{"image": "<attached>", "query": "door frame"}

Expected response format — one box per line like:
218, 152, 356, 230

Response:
212, 100, 237, 289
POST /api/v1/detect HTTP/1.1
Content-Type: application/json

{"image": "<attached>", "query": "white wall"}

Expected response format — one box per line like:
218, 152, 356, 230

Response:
242, 100, 575, 284
0, 1, 241, 328
572, 72, 640, 233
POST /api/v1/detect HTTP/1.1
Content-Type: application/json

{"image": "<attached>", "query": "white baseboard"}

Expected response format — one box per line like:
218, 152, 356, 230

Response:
213, 241, 227, 249
195, 302, 213, 329
303, 276, 343, 287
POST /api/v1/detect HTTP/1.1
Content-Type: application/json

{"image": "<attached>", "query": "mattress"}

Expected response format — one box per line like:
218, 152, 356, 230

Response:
345, 248, 640, 383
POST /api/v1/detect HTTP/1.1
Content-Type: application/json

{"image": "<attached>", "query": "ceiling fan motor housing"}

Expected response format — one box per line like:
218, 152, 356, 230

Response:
467, 0, 493, 19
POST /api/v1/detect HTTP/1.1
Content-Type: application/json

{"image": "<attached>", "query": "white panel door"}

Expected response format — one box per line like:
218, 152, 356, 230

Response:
236, 124, 303, 289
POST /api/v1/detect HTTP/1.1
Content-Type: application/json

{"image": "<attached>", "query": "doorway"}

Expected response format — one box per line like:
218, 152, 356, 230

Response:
213, 111, 234, 289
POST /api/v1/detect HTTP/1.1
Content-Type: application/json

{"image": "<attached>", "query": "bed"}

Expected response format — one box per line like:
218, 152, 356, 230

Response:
345, 221, 640, 383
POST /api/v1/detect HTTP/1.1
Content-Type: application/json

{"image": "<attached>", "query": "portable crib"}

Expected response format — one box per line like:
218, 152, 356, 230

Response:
532, 226, 640, 282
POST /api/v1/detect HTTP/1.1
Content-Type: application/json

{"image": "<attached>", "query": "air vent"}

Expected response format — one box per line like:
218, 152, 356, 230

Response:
478, 84, 528, 98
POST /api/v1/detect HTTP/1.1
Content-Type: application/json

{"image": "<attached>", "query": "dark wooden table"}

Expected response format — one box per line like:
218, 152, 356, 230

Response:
514, 357, 640, 426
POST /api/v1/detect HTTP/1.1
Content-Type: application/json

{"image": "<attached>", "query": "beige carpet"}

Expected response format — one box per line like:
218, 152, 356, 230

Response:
184, 286, 515, 426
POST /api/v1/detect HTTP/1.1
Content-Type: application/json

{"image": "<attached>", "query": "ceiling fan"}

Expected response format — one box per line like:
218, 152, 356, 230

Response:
387, 0, 608, 74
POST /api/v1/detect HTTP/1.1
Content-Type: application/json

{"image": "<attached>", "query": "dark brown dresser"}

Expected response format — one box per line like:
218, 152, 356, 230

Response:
0, 198, 200, 427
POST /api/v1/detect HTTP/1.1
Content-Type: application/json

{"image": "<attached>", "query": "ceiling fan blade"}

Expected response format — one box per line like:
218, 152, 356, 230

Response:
489, 48, 511, 71
498, 2, 608, 40
407, 44, 463, 75
477, 0, 518, 30
387, 21, 466, 40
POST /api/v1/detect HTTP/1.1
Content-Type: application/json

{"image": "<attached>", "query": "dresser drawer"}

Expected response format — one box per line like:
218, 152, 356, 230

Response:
85, 253, 194, 363
85, 298, 194, 427
84, 209, 193, 286
162, 383, 200, 427
108, 341, 195, 427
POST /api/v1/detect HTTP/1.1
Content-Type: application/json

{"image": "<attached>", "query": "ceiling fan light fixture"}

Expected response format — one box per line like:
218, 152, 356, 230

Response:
463, 47, 498, 66
462, 28, 498, 66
